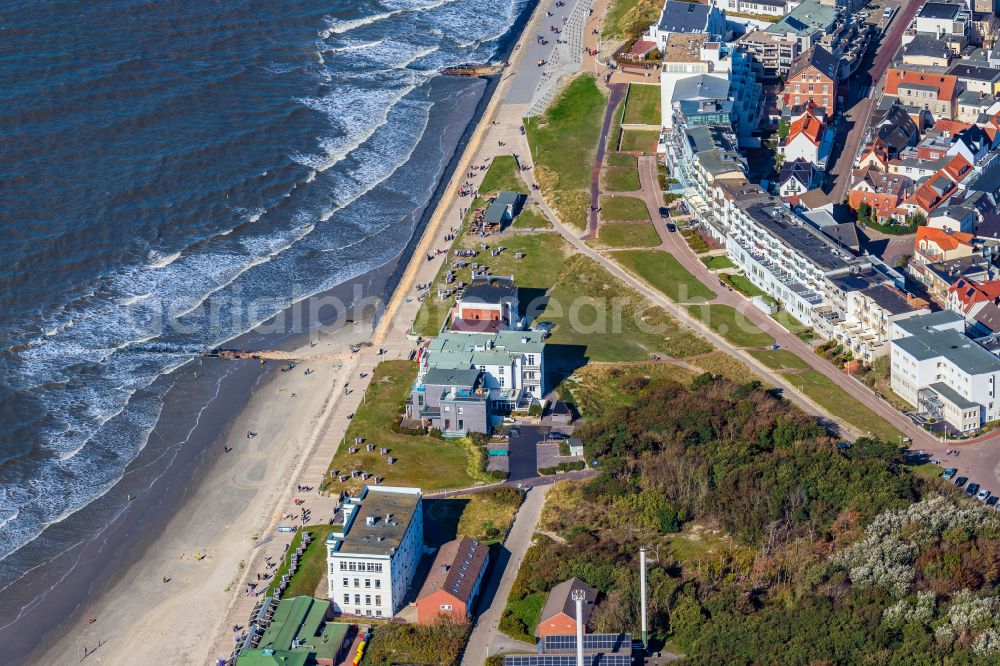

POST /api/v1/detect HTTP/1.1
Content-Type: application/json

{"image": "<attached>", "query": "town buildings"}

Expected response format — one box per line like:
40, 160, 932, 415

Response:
891, 310, 1000, 432
645, 0, 728, 48
326, 486, 424, 618
236, 597, 351, 666
783, 45, 840, 116
415, 537, 489, 624
405, 329, 546, 435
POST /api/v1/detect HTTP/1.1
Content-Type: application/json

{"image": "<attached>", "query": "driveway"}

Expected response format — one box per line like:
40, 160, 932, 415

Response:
462, 485, 551, 665
508, 425, 544, 481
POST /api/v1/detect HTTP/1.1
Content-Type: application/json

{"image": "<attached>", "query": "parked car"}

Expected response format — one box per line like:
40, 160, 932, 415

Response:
546, 431, 570, 441
966, 482, 981, 496
988, 496, 999, 507
978, 489, 992, 502
955, 476, 968, 487
533, 321, 555, 337
658, 207, 669, 219
666, 223, 677, 232
942, 467, 957, 480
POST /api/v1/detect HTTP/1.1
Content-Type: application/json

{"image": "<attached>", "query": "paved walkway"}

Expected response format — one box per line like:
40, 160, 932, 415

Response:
461, 485, 551, 665
589, 83, 626, 237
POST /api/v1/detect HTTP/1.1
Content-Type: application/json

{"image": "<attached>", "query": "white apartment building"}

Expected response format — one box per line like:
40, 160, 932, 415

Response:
327, 486, 424, 618
891, 310, 1000, 432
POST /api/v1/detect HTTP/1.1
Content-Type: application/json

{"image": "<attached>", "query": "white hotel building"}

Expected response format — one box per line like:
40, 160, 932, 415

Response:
891, 311, 1000, 432
326, 485, 423, 618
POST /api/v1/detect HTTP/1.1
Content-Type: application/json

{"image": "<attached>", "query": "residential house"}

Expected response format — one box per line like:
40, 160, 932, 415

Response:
946, 277, 1000, 320
719, 0, 788, 17
536, 578, 598, 639
778, 159, 821, 199
848, 166, 913, 221
947, 64, 1000, 96
891, 310, 1000, 432
484, 192, 525, 230
899, 171, 960, 218
929, 201, 979, 233
782, 107, 834, 167
956, 90, 997, 123
645, 0, 727, 48
327, 486, 424, 618
415, 537, 489, 625
904, 2, 972, 55
766, 1, 840, 53
783, 45, 840, 116
901, 33, 954, 68
883, 69, 961, 122
858, 102, 920, 171
406, 329, 546, 435
450, 276, 520, 334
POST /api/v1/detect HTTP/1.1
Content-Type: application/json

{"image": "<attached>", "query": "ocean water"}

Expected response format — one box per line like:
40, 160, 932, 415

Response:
0, 0, 527, 584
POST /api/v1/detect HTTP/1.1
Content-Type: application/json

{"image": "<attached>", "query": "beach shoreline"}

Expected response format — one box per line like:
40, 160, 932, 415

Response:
4, 1, 545, 663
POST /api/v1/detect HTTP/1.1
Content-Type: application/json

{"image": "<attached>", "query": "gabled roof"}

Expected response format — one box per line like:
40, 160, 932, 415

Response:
779, 159, 816, 186
538, 578, 597, 631
873, 103, 919, 153
787, 45, 839, 81
974, 301, 1000, 333
947, 63, 1000, 84
658, 0, 712, 33
916, 225, 975, 252
908, 173, 958, 212
931, 119, 973, 136
948, 278, 1000, 313
788, 110, 825, 147
885, 69, 959, 102
942, 154, 973, 183
417, 536, 489, 605
903, 34, 952, 61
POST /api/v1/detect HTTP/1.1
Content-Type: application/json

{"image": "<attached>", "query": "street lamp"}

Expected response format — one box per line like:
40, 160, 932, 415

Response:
572, 589, 586, 666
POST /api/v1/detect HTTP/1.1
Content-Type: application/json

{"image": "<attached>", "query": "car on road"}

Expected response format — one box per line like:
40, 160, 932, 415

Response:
942, 467, 957, 480
658, 207, 669, 219
955, 476, 968, 487
857, 11, 868, 18
666, 223, 677, 232
966, 482, 981, 496
546, 431, 570, 441
978, 489, 992, 502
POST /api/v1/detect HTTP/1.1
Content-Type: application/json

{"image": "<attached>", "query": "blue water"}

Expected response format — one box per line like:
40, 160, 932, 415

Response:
0, 0, 526, 573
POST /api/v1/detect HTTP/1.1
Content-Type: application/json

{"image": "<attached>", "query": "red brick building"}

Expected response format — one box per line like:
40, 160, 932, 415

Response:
536, 577, 598, 639
783, 46, 839, 116
415, 537, 489, 625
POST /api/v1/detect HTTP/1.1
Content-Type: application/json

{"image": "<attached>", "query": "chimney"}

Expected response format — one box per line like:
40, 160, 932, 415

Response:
440, 564, 450, 574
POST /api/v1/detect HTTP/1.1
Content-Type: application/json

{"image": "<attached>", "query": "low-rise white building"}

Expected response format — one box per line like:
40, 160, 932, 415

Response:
891, 310, 1000, 432
327, 486, 424, 618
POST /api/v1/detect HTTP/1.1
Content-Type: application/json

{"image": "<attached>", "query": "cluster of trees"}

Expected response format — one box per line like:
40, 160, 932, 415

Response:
523, 371, 1000, 661
363, 620, 470, 665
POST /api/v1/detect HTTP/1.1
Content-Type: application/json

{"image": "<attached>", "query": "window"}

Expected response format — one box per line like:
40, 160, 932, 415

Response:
343, 594, 350, 603
440, 604, 454, 611
354, 578, 360, 588
457, 407, 464, 415
376, 610, 383, 617
365, 579, 371, 588
527, 354, 535, 365
375, 595, 382, 606
365, 595, 372, 605
354, 594, 361, 604
375, 579, 381, 589
342, 578, 349, 586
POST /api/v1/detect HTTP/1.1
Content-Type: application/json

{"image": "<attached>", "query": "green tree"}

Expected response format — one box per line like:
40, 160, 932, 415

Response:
857, 202, 871, 225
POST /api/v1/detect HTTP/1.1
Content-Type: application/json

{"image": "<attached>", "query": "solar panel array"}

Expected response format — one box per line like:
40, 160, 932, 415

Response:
542, 634, 632, 652
504, 655, 632, 666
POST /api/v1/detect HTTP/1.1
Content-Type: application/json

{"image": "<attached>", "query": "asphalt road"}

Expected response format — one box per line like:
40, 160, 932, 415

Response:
827, 0, 926, 202
508, 425, 544, 481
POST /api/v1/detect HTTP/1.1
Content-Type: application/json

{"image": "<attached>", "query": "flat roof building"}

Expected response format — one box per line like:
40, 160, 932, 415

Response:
326, 486, 423, 618
236, 596, 351, 666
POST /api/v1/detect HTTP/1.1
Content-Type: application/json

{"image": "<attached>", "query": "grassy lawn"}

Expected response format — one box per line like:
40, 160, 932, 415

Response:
511, 203, 550, 229
600, 194, 649, 221
771, 309, 814, 340
425, 487, 523, 545
723, 273, 767, 299
611, 250, 715, 303
412, 231, 570, 336
622, 83, 661, 125
526, 74, 605, 191
324, 361, 480, 492
748, 349, 810, 370
544, 255, 712, 362
602, 166, 640, 192
264, 525, 329, 598
700, 255, 734, 270
548, 189, 591, 230
606, 152, 637, 168
781, 368, 901, 442
558, 362, 697, 418
480, 155, 527, 194
596, 222, 660, 248
619, 129, 659, 153
687, 304, 775, 348
602, 0, 661, 39
689, 351, 762, 385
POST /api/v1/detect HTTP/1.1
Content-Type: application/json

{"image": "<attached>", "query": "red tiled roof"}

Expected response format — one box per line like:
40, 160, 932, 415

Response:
949, 278, 1000, 313
885, 69, 959, 102
933, 119, 973, 136
788, 111, 824, 146
916, 225, 974, 251
942, 154, 973, 182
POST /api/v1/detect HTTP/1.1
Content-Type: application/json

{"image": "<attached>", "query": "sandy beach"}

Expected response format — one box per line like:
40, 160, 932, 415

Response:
22, 0, 555, 663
